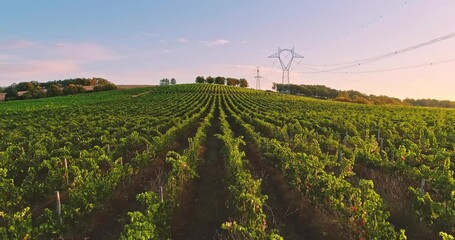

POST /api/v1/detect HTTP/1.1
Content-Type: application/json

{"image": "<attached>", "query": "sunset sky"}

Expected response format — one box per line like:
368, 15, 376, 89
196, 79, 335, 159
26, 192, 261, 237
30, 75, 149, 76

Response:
1, 1, 454, 100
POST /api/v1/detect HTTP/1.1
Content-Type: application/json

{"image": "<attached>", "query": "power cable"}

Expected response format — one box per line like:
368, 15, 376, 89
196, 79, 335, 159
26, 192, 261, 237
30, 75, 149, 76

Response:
302, 31, 455, 72
303, 0, 414, 52
300, 57, 455, 74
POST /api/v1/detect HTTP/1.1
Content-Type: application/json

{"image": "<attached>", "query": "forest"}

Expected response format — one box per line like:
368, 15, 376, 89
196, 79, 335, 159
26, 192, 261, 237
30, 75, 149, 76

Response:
273, 83, 455, 108
0, 78, 117, 101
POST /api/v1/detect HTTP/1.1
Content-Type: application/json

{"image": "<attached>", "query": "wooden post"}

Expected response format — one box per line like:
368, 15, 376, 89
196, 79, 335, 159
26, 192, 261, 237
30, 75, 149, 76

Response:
338, 148, 343, 164
420, 178, 426, 196
377, 129, 381, 142
107, 144, 110, 154
56, 191, 62, 224
64, 158, 69, 186
120, 157, 124, 187
343, 131, 348, 145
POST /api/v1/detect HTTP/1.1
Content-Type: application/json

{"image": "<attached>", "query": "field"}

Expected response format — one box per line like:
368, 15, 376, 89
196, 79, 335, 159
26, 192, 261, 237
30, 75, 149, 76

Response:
1, 84, 454, 239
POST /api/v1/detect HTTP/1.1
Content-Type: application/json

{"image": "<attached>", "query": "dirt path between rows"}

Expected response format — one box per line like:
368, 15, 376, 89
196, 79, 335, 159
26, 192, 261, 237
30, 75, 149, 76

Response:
171, 105, 228, 240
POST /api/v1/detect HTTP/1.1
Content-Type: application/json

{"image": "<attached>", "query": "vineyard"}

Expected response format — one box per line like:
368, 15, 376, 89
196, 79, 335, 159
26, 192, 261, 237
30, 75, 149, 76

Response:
0, 84, 454, 239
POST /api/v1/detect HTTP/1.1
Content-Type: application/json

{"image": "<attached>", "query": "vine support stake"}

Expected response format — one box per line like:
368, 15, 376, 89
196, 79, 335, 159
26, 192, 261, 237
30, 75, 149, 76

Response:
420, 178, 426, 196
64, 158, 69, 186
120, 157, 125, 187
377, 129, 381, 142
160, 186, 164, 203
56, 191, 62, 224
338, 148, 343, 164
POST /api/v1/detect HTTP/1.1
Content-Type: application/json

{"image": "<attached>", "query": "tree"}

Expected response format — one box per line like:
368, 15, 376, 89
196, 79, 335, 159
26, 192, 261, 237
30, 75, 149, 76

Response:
22, 85, 46, 99
214, 76, 225, 85
47, 84, 64, 97
226, 78, 236, 86
4, 87, 18, 100
239, 78, 248, 88
170, 78, 176, 85
272, 82, 277, 90
94, 84, 118, 92
160, 78, 170, 86
206, 76, 214, 84
195, 76, 205, 84
64, 84, 85, 95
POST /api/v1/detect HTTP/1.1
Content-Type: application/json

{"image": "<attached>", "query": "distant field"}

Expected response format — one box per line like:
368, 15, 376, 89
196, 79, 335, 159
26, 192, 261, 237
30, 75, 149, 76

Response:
0, 84, 454, 239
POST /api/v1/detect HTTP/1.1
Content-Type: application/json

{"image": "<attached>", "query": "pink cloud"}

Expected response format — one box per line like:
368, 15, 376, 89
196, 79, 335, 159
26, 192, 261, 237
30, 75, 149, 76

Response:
54, 42, 114, 62
0, 40, 114, 85
178, 38, 188, 43
0, 40, 37, 50
0, 60, 80, 80
0, 54, 15, 61
199, 39, 230, 47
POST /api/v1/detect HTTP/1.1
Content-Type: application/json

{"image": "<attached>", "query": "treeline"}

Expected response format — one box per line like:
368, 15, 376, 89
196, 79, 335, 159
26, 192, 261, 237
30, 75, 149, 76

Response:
0, 78, 117, 101
195, 76, 248, 87
273, 83, 455, 108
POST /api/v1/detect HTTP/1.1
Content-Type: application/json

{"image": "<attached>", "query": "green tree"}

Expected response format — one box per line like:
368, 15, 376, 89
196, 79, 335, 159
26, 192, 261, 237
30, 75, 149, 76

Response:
4, 87, 19, 100
195, 76, 205, 83
226, 78, 236, 86
94, 84, 118, 92
46, 84, 64, 97
170, 78, 176, 85
214, 76, 226, 85
64, 84, 85, 94
160, 78, 170, 86
239, 78, 248, 88
206, 76, 214, 84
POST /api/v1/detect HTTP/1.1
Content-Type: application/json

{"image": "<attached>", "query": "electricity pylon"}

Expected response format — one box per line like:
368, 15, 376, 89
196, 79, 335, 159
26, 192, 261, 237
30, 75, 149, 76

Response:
254, 66, 262, 90
268, 47, 304, 93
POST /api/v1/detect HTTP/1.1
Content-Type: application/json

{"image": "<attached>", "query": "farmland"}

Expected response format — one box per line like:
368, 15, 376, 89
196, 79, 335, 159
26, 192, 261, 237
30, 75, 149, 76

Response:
0, 84, 454, 239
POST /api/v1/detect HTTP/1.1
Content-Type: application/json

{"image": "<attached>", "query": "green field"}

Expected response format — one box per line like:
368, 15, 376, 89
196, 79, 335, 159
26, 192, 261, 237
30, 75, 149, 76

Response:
1, 84, 454, 239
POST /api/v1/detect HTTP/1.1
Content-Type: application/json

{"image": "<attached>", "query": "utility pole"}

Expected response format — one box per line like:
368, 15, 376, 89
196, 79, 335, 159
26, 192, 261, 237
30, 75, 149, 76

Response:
254, 66, 263, 90
268, 47, 304, 93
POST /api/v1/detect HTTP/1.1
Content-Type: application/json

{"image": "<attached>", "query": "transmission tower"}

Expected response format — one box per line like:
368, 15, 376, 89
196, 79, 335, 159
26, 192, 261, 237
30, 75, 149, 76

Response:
268, 47, 304, 93
254, 66, 263, 90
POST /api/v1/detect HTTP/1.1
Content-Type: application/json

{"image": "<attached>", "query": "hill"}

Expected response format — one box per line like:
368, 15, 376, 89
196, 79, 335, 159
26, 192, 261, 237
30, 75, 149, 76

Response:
274, 83, 455, 108
1, 84, 454, 239
0, 78, 117, 101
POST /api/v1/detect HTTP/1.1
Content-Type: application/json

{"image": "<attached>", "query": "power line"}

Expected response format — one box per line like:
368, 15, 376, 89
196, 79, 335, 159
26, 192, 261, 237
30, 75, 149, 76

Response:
303, 0, 414, 53
300, 57, 455, 74
303, 31, 455, 72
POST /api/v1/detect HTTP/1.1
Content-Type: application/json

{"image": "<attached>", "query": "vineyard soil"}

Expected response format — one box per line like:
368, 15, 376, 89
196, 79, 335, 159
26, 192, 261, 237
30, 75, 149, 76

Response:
171, 107, 229, 239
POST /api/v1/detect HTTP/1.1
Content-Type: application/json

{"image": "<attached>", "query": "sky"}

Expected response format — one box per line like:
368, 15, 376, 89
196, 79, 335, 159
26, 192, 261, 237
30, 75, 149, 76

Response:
1, 0, 454, 100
